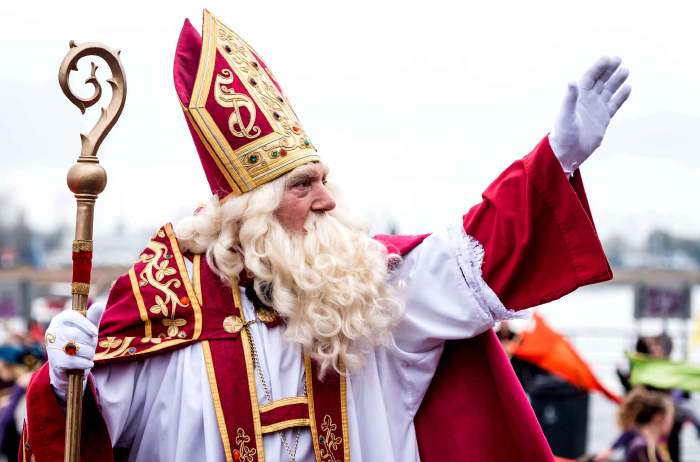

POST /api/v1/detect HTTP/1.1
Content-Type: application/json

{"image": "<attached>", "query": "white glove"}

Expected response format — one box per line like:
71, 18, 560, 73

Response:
549, 56, 632, 174
46, 303, 105, 402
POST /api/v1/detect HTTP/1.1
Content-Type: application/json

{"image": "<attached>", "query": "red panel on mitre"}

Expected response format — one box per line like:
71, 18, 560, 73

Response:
174, 20, 233, 197
173, 10, 320, 200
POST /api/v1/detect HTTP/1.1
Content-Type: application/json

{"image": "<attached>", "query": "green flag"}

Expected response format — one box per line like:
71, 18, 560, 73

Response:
629, 353, 700, 391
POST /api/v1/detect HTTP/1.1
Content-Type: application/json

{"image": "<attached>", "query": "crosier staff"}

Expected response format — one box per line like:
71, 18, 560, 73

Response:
57, 40, 126, 462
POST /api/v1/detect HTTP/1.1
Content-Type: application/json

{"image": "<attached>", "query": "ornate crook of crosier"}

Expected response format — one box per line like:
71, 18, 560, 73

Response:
58, 40, 127, 161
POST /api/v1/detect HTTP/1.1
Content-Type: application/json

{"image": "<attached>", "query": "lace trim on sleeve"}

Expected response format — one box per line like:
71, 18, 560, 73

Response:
448, 224, 529, 322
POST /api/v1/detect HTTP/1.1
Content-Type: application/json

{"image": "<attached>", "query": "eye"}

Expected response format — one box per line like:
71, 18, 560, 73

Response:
291, 178, 311, 189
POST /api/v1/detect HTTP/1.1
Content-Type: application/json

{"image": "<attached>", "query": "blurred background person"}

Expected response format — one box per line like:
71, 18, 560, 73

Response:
619, 388, 674, 462
0, 342, 44, 462
612, 335, 700, 461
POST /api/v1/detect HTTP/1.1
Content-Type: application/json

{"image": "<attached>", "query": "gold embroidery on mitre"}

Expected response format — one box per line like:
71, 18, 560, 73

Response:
214, 69, 260, 139
186, 10, 321, 196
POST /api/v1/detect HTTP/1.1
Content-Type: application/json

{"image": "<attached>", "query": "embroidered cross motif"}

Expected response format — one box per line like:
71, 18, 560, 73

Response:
234, 428, 257, 462
319, 415, 342, 461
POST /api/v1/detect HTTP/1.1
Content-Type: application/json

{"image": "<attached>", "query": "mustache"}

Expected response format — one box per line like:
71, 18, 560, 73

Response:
303, 211, 331, 228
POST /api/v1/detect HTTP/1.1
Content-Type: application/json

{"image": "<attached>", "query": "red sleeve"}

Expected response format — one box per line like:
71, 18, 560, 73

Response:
463, 136, 612, 310
21, 364, 113, 462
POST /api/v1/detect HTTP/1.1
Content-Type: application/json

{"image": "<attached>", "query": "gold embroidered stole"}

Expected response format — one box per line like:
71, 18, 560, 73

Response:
200, 260, 349, 462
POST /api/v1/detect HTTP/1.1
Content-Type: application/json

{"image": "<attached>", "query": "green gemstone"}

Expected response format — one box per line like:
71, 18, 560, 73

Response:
303, 138, 310, 146
271, 150, 279, 158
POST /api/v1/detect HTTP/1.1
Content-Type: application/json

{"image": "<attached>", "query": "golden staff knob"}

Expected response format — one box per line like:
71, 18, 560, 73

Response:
58, 40, 126, 462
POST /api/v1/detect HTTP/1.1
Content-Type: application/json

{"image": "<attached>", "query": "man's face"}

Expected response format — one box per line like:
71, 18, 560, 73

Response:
275, 163, 335, 232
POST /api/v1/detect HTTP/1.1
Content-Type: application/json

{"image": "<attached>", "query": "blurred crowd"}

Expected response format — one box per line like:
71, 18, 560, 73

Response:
591, 335, 700, 462
0, 322, 45, 462
499, 320, 700, 462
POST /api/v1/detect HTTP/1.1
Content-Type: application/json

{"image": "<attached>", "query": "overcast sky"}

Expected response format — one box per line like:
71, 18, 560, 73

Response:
2, 0, 700, 244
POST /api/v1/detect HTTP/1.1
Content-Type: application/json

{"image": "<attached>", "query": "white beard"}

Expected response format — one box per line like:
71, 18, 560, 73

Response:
242, 208, 404, 376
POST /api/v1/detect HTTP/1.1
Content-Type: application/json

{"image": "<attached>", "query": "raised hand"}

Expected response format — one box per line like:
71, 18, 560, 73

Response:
549, 56, 631, 174
45, 303, 105, 401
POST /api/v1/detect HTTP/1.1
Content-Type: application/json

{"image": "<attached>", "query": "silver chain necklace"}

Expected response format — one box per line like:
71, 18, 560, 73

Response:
244, 320, 304, 462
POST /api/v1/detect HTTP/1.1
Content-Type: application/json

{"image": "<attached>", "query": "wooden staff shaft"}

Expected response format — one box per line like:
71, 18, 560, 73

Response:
65, 188, 102, 462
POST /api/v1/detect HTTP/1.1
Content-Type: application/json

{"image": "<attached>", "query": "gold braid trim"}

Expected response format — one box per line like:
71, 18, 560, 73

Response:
72, 240, 93, 252
71, 282, 90, 296
260, 418, 310, 434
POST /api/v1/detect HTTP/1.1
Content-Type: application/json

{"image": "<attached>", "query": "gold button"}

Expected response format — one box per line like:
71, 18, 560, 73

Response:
256, 308, 278, 324
223, 315, 244, 334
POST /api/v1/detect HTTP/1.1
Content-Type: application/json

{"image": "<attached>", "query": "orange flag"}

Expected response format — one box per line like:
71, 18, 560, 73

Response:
512, 313, 622, 404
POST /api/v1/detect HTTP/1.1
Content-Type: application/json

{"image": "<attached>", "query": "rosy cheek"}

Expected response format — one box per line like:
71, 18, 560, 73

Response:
292, 205, 311, 230
276, 199, 310, 232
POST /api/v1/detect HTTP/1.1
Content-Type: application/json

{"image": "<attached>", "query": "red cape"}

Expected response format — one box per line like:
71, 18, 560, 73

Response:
22, 137, 611, 461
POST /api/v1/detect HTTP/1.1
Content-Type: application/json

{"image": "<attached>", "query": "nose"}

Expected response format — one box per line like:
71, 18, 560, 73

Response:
311, 184, 336, 212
